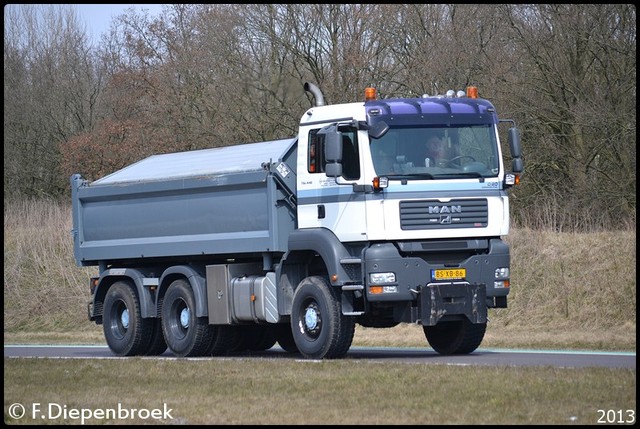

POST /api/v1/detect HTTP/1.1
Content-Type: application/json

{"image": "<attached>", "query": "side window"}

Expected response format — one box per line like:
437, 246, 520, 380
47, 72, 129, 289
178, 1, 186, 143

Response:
307, 128, 360, 180
341, 130, 360, 180
308, 129, 325, 174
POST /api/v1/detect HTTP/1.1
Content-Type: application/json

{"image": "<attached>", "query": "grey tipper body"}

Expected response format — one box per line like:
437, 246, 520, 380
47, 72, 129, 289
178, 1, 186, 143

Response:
72, 138, 297, 264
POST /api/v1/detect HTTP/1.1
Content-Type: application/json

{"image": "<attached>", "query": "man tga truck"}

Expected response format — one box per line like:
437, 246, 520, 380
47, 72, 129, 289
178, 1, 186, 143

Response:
71, 82, 523, 359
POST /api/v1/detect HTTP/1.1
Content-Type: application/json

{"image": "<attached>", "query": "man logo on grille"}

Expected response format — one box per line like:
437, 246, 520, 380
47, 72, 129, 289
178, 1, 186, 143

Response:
439, 215, 452, 224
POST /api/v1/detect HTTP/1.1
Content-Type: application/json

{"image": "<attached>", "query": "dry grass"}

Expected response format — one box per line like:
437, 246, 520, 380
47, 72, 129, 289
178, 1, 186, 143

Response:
4, 199, 94, 332
3, 199, 637, 351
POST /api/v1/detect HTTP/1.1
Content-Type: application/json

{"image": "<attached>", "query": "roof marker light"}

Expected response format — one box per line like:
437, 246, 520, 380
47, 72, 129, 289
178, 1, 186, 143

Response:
365, 87, 377, 101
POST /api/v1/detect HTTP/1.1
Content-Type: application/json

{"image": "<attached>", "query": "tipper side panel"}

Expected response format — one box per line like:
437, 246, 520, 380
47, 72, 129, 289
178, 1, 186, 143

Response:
71, 138, 297, 266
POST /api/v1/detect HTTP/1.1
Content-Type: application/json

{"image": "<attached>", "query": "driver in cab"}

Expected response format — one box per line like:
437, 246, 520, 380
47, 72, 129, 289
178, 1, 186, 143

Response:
424, 133, 449, 167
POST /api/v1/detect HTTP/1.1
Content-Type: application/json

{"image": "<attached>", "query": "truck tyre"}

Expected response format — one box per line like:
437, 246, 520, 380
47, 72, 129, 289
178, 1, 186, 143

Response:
291, 276, 355, 359
162, 279, 214, 357
143, 319, 167, 356
207, 325, 237, 356
274, 323, 299, 353
248, 325, 278, 351
229, 325, 277, 352
423, 319, 486, 355
103, 281, 154, 356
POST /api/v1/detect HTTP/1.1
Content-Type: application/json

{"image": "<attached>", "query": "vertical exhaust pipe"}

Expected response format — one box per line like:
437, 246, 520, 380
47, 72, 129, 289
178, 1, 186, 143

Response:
304, 82, 325, 107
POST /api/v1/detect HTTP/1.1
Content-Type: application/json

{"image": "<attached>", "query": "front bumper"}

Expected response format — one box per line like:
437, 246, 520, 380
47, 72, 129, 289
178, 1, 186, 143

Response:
420, 282, 487, 326
361, 239, 509, 323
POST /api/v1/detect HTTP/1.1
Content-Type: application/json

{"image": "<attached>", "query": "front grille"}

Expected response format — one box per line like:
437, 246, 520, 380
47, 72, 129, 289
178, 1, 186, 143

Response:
400, 199, 488, 230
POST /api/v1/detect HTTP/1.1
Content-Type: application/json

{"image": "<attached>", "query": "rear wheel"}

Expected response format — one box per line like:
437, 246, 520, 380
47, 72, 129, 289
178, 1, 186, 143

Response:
162, 279, 213, 357
143, 318, 167, 356
103, 281, 153, 356
423, 319, 486, 355
207, 325, 237, 356
226, 325, 277, 353
245, 325, 278, 351
291, 276, 355, 359
249, 326, 278, 351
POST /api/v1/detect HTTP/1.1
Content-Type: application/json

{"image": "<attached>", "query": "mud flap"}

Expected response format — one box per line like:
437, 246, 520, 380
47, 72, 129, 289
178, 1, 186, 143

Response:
420, 283, 487, 326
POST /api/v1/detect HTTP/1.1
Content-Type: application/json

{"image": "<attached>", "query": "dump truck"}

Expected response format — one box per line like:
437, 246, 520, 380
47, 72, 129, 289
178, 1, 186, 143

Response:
71, 82, 523, 359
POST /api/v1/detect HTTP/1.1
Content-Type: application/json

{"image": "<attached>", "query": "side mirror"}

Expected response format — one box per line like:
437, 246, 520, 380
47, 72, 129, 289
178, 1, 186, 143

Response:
323, 129, 343, 162
325, 163, 343, 178
318, 125, 343, 178
508, 127, 523, 173
508, 127, 521, 158
512, 158, 523, 172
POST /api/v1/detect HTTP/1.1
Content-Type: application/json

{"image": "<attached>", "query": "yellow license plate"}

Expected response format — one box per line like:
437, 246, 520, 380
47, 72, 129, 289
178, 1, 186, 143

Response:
433, 268, 466, 280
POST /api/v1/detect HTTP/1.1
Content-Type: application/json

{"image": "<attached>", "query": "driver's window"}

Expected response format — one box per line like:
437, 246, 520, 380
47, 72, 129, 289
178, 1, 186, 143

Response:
308, 128, 360, 180
341, 130, 360, 180
307, 130, 325, 174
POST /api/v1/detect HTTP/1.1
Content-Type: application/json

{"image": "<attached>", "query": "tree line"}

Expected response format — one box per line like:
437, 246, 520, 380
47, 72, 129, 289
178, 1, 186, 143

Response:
4, 4, 636, 230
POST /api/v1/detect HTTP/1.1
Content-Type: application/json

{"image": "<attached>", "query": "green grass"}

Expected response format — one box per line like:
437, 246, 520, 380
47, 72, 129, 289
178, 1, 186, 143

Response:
4, 358, 636, 425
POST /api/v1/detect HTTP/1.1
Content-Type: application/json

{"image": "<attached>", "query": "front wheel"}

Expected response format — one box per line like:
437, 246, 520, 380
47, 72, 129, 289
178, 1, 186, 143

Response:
423, 319, 486, 355
291, 276, 355, 359
274, 323, 298, 353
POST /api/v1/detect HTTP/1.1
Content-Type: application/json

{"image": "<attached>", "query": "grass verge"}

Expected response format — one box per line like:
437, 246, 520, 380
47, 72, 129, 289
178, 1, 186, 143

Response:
4, 358, 636, 425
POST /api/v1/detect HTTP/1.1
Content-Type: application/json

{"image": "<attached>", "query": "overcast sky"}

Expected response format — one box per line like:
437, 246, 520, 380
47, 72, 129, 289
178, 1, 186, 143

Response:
73, 3, 163, 42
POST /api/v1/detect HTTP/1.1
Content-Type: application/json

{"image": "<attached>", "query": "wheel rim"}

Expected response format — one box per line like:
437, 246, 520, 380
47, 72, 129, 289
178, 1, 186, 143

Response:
108, 300, 129, 340
120, 307, 130, 330
180, 307, 190, 329
299, 301, 322, 339
170, 299, 189, 340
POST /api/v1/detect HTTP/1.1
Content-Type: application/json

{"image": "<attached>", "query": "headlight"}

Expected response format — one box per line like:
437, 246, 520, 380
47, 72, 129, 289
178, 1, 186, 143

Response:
494, 267, 509, 278
369, 272, 396, 284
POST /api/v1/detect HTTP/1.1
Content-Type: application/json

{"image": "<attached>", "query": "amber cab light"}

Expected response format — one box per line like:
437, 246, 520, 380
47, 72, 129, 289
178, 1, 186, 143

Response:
372, 176, 389, 191
365, 87, 377, 101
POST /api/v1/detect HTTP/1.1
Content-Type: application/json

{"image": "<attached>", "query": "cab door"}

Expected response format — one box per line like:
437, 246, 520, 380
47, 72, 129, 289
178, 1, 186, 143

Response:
296, 126, 367, 242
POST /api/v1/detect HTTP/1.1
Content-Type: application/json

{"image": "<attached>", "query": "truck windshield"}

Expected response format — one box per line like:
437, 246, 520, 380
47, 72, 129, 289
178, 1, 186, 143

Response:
370, 124, 500, 178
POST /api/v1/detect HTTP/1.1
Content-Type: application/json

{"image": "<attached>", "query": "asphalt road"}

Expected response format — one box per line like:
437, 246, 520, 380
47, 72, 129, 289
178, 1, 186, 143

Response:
4, 345, 635, 369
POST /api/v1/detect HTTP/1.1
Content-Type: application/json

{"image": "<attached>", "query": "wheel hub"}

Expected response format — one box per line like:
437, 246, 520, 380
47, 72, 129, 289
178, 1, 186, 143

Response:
179, 307, 190, 329
120, 308, 129, 329
302, 303, 321, 337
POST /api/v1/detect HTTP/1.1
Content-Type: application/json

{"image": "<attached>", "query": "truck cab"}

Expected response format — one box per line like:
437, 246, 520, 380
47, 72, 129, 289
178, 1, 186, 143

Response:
284, 83, 523, 355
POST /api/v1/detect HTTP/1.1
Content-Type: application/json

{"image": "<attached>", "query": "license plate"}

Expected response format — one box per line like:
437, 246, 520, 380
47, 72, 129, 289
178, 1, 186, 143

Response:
432, 268, 466, 280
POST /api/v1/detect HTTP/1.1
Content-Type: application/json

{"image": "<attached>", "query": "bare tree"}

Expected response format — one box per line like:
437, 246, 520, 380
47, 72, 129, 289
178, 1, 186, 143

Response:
5, 4, 635, 229
502, 4, 636, 229
4, 4, 102, 197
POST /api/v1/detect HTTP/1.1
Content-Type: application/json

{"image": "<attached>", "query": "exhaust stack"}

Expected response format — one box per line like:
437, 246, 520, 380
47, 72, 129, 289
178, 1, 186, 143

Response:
304, 82, 325, 107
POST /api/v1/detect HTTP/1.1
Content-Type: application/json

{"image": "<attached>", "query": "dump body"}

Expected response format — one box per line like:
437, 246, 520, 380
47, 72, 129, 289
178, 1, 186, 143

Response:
71, 138, 298, 267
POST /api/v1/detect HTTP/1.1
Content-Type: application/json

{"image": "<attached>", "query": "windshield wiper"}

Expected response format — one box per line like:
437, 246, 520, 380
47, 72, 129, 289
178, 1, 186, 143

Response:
432, 172, 484, 179
385, 173, 435, 180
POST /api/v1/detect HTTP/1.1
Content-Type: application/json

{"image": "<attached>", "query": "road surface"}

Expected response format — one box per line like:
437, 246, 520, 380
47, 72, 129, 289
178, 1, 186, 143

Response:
4, 345, 635, 369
